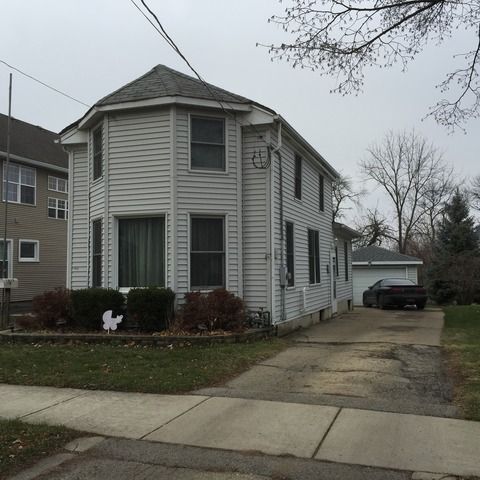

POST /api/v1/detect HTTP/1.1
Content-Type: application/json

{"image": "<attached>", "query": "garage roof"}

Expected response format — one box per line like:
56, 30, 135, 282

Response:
352, 246, 422, 265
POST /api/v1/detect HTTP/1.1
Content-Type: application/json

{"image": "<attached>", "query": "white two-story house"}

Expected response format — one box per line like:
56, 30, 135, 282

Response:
60, 65, 357, 330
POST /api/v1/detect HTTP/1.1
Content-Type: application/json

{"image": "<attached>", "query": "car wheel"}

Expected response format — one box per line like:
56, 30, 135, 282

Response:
417, 304, 425, 310
363, 298, 372, 307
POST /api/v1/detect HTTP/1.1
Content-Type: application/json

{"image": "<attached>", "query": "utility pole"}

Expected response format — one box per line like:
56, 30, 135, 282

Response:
1, 73, 12, 329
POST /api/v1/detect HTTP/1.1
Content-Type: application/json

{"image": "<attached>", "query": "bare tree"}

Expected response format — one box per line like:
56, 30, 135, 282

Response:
353, 207, 394, 248
471, 174, 480, 211
360, 130, 454, 253
332, 174, 365, 221
265, 1, 480, 130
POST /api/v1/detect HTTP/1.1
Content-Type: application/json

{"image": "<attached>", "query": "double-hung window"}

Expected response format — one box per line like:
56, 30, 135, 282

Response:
294, 155, 302, 199
48, 175, 68, 193
92, 126, 103, 180
92, 219, 102, 287
308, 229, 320, 284
48, 197, 68, 220
190, 116, 226, 171
190, 216, 225, 289
319, 174, 325, 212
286, 221, 295, 287
335, 245, 339, 277
0, 240, 12, 278
118, 217, 165, 288
344, 241, 349, 281
19, 240, 39, 262
3, 162, 36, 205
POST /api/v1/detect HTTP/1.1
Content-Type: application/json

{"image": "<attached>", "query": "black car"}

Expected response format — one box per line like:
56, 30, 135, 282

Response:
362, 278, 427, 309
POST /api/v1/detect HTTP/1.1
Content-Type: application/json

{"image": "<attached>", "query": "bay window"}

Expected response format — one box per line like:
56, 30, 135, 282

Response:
190, 116, 226, 171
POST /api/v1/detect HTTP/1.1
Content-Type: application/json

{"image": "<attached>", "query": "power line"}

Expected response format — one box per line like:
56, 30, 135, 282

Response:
129, 0, 271, 151
0, 59, 90, 108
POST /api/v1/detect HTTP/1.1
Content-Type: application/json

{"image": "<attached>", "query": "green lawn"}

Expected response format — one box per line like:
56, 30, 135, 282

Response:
0, 419, 79, 478
442, 305, 480, 421
0, 339, 286, 394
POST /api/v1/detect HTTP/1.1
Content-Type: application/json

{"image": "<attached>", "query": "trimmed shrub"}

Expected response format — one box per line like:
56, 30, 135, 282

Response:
31, 287, 72, 329
127, 287, 175, 332
71, 288, 125, 330
178, 288, 245, 332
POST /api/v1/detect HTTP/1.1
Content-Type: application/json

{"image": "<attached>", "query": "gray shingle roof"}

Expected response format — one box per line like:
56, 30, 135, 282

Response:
352, 245, 422, 263
96, 64, 253, 107
0, 113, 67, 169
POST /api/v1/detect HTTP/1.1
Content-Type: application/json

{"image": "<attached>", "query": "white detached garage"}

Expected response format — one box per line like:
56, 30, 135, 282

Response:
352, 246, 423, 305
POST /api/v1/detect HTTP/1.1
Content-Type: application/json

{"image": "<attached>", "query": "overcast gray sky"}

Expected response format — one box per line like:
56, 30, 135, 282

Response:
1, 0, 479, 221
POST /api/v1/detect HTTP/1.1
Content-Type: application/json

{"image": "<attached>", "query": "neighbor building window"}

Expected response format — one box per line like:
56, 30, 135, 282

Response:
190, 116, 226, 171
319, 174, 325, 212
19, 240, 39, 262
48, 175, 68, 193
294, 154, 302, 199
48, 197, 68, 220
344, 241, 349, 281
308, 229, 320, 284
0, 240, 12, 278
190, 216, 225, 289
92, 219, 102, 287
118, 217, 165, 288
286, 221, 294, 287
92, 125, 103, 180
2, 162, 36, 205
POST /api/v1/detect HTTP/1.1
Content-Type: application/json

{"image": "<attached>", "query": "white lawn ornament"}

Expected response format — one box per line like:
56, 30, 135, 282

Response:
102, 310, 123, 333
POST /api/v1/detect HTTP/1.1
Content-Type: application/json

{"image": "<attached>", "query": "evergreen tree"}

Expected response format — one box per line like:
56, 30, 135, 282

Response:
428, 191, 480, 304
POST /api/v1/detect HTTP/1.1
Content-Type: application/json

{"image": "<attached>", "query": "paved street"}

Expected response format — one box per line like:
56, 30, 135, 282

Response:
3, 307, 479, 479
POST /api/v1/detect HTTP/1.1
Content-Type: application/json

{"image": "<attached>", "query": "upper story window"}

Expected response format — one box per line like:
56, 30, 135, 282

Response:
2, 162, 36, 205
48, 197, 68, 220
294, 154, 302, 200
190, 116, 226, 171
19, 239, 40, 263
48, 175, 68, 193
319, 174, 325, 212
92, 126, 103, 180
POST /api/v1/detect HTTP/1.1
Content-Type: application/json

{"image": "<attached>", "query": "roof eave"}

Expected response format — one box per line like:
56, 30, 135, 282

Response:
333, 222, 362, 239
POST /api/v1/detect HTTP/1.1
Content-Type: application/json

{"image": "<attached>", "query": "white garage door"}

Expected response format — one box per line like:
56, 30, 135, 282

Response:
353, 267, 407, 305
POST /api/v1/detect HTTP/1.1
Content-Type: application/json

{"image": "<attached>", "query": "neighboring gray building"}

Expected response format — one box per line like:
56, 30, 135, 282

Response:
352, 245, 423, 305
0, 113, 68, 304
60, 64, 355, 329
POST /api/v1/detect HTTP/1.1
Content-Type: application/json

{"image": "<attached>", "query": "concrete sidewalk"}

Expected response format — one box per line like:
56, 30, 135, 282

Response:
2, 384, 480, 478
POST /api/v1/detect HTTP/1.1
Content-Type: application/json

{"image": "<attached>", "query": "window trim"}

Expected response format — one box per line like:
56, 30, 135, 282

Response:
92, 218, 102, 288
189, 214, 226, 291
18, 239, 40, 263
308, 228, 321, 285
2, 161, 36, 206
47, 197, 68, 220
319, 173, 325, 212
294, 154, 302, 200
92, 124, 103, 181
0, 239, 13, 278
189, 114, 228, 174
285, 221, 295, 287
48, 175, 68, 193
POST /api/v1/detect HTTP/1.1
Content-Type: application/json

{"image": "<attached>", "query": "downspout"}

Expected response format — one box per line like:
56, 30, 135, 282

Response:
271, 119, 286, 324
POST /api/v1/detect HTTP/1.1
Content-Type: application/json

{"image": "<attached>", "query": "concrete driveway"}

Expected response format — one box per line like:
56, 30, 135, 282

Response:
197, 307, 459, 418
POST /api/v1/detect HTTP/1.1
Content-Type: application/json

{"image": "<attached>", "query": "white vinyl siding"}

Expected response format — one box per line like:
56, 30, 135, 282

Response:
69, 146, 89, 289
272, 128, 334, 323
242, 126, 269, 311
406, 265, 419, 283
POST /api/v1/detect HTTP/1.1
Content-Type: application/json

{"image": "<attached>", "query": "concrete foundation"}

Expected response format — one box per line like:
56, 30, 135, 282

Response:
275, 307, 332, 336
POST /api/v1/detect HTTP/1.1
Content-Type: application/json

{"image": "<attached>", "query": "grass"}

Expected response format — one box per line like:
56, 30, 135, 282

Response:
442, 305, 480, 421
0, 339, 286, 394
0, 419, 79, 478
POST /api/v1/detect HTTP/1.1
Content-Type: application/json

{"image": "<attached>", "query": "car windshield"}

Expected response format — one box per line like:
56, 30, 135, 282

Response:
382, 278, 416, 286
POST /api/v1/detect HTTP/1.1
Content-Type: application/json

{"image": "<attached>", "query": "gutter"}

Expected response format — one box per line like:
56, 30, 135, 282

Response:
0, 151, 68, 174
